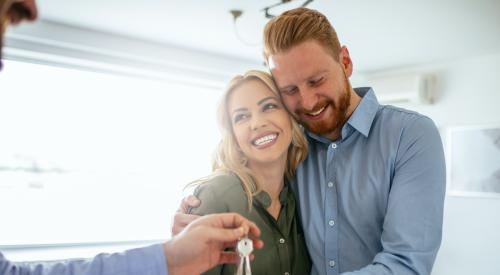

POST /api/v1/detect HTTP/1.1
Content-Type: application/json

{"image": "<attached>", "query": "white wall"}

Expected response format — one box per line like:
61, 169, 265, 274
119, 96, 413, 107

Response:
375, 53, 500, 275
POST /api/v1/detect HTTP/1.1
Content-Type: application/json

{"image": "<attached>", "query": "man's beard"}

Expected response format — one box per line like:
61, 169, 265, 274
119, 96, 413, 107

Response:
296, 77, 352, 137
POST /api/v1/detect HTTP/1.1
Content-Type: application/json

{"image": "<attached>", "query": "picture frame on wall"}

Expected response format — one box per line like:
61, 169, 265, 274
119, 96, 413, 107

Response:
447, 125, 500, 197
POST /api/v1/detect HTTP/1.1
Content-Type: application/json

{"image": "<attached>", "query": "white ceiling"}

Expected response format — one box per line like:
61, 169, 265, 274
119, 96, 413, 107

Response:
36, 0, 500, 72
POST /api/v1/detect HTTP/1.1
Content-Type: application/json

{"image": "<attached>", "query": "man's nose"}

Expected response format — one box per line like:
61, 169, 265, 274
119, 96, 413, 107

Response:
299, 87, 318, 111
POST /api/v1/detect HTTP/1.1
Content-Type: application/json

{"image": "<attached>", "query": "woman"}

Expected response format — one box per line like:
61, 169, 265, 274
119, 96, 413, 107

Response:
188, 70, 311, 275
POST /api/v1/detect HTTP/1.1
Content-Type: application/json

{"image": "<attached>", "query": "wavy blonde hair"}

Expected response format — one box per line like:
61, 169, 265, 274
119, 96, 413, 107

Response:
189, 70, 308, 209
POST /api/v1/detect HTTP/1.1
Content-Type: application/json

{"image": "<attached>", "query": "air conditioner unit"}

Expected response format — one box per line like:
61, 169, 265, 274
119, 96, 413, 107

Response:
366, 73, 436, 104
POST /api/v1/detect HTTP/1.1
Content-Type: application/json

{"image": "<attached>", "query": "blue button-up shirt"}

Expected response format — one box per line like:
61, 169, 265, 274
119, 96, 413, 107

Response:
292, 88, 446, 275
0, 244, 168, 275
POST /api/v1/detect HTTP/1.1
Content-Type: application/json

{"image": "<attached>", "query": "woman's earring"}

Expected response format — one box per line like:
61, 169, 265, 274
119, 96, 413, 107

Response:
240, 155, 248, 165
237, 147, 247, 165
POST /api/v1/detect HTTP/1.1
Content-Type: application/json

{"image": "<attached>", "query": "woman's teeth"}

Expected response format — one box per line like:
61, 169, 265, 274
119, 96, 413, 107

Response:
253, 134, 277, 146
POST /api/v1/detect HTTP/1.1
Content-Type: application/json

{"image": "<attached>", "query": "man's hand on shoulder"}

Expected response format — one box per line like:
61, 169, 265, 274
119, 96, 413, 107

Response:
171, 194, 202, 236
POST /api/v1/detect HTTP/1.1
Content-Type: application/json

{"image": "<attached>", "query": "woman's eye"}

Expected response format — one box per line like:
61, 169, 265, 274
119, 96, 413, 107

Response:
263, 103, 278, 111
233, 113, 248, 123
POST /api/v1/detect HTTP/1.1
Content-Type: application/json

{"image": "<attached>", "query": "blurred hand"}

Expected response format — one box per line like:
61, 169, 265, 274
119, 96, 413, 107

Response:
164, 213, 263, 275
171, 194, 201, 236
6, 0, 37, 25
1, 0, 38, 70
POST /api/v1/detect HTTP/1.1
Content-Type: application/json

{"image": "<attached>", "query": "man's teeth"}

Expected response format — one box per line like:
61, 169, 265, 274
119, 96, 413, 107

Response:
253, 134, 277, 146
308, 106, 326, 116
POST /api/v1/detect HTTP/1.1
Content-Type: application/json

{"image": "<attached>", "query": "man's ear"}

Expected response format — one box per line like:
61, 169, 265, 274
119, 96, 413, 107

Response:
339, 46, 353, 77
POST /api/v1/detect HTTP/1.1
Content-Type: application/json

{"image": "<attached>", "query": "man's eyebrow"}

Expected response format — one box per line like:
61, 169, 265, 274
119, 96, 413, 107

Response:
308, 69, 329, 79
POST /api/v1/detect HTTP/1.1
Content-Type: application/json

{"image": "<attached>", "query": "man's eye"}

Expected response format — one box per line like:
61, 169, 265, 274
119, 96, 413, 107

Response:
233, 114, 248, 123
281, 87, 297, 96
311, 77, 324, 86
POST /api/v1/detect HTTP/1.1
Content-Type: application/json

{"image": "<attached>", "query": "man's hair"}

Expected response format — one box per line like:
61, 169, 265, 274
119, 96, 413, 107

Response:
263, 7, 341, 61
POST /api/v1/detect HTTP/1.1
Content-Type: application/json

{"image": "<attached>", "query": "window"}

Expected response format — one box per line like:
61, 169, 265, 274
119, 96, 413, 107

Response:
0, 60, 223, 259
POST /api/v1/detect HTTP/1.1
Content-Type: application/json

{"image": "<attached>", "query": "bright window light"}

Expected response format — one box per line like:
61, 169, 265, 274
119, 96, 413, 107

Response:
0, 60, 223, 257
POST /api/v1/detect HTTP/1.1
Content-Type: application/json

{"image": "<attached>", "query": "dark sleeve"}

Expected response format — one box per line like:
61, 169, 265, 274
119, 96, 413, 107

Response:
188, 179, 231, 216
188, 175, 241, 275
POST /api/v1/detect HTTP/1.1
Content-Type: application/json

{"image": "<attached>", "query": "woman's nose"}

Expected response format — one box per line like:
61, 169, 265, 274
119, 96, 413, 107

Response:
250, 114, 267, 131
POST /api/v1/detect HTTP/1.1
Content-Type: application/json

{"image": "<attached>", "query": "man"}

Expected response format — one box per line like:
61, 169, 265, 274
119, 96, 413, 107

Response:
175, 7, 446, 275
0, 0, 37, 70
0, 1, 263, 274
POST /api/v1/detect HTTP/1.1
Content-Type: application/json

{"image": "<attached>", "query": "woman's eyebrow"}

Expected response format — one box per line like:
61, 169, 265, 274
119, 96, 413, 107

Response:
231, 107, 248, 114
257, 96, 277, 105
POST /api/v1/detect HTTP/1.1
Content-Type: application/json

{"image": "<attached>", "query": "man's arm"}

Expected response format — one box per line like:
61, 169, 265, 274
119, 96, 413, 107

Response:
1, 213, 262, 275
342, 116, 446, 275
0, 244, 168, 275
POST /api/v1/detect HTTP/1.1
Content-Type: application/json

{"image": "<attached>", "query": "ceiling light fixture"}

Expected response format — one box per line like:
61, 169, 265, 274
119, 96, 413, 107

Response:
230, 0, 315, 46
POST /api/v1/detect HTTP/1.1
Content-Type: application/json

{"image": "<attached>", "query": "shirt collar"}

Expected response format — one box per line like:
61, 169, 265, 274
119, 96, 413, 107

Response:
306, 87, 379, 142
254, 182, 290, 208
346, 87, 379, 138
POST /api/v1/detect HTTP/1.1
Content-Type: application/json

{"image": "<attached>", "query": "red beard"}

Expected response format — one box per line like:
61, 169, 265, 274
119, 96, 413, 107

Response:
296, 79, 352, 137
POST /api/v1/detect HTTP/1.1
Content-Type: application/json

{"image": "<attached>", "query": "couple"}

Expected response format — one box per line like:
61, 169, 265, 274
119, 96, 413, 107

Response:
178, 7, 446, 275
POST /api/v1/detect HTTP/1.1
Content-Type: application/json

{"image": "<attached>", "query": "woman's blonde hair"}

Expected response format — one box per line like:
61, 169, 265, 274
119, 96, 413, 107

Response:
189, 70, 308, 209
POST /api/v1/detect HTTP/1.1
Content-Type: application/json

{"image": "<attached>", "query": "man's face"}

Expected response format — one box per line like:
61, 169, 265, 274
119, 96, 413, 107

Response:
0, 0, 37, 70
268, 40, 354, 139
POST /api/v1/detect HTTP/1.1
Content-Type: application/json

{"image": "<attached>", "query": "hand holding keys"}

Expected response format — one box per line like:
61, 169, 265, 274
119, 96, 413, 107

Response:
236, 237, 253, 275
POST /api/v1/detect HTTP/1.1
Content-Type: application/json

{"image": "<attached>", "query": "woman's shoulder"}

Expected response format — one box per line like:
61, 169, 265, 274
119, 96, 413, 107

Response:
194, 172, 244, 196
189, 172, 248, 215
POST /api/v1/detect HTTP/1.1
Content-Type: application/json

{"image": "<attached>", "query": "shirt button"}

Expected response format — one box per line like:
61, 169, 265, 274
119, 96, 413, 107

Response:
279, 238, 285, 244
328, 181, 334, 188
329, 220, 335, 226
329, 260, 336, 267
331, 143, 337, 149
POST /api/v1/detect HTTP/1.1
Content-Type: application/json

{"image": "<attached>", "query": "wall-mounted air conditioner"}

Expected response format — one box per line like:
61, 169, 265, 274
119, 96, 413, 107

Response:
365, 73, 436, 104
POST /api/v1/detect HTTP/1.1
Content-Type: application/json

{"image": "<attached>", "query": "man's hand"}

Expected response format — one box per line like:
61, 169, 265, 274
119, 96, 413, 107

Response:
164, 213, 263, 275
171, 194, 201, 236
5, 0, 37, 25
1, 0, 37, 69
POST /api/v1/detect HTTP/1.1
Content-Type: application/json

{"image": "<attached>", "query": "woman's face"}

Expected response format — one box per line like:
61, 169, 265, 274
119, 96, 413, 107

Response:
228, 79, 293, 167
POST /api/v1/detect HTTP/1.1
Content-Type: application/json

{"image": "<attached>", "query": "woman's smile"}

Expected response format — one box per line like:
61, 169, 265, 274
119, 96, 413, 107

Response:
251, 132, 279, 148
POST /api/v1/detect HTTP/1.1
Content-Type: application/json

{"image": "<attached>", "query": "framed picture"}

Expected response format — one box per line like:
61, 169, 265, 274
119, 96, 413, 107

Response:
447, 125, 500, 197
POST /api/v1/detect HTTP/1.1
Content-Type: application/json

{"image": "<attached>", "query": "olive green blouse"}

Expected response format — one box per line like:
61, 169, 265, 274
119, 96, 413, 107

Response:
189, 173, 311, 275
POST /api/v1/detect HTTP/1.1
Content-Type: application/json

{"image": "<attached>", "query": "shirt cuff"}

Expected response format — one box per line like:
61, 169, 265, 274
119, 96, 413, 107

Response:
125, 243, 168, 275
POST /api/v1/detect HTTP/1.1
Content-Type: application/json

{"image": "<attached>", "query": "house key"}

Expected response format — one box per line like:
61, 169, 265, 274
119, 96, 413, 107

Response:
236, 237, 253, 275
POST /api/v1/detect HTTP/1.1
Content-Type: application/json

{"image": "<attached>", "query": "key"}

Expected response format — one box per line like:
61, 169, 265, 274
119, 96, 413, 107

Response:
237, 237, 253, 256
236, 237, 253, 275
